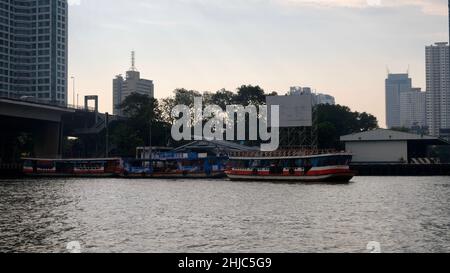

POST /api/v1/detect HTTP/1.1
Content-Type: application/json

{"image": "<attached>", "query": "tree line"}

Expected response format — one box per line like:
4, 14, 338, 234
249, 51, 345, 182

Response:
66, 85, 379, 157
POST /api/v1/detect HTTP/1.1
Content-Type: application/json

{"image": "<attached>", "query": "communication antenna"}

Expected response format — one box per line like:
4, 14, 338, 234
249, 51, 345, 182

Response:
131, 51, 136, 71
386, 66, 390, 76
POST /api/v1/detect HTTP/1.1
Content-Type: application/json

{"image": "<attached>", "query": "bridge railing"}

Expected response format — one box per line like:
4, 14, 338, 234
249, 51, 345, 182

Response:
66, 104, 96, 112
0, 95, 96, 112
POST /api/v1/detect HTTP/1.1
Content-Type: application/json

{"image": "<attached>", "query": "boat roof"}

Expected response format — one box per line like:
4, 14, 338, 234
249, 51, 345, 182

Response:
228, 150, 352, 160
127, 156, 228, 162
340, 128, 447, 143
229, 153, 352, 160
22, 158, 121, 162
173, 140, 259, 153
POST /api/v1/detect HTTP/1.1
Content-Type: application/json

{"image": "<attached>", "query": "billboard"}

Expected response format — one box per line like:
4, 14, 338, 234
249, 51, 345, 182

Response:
266, 95, 312, 127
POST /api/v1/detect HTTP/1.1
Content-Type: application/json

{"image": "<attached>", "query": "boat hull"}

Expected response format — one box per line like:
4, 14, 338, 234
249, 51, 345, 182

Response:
22, 173, 119, 178
21, 158, 123, 178
121, 171, 226, 179
226, 152, 356, 183
226, 172, 355, 183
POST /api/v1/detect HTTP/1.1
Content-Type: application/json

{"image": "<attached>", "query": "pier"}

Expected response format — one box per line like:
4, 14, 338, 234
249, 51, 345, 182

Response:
0, 163, 23, 177
351, 163, 450, 176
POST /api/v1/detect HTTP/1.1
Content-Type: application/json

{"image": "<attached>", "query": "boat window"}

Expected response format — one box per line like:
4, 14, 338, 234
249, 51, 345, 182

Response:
232, 160, 249, 168
284, 160, 296, 168
23, 160, 34, 168
250, 160, 261, 168
302, 159, 313, 167
166, 161, 178, 170
130, 161, 145, 167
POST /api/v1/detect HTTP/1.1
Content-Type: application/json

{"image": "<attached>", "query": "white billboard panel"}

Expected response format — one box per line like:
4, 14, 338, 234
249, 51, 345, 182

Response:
266, 95, 312, 127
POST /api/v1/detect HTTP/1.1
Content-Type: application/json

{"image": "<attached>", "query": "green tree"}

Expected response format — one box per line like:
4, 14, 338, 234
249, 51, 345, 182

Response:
160, 88, 203, 125
210, 88, 235, 109
390, 127, 411, 133
119, 92, 162, 124
172, 88, 202, 107
234, 85, 266, 106
202, 91, 214, 106
110, 93, 169, 156
109, 122, 144, 157
316, 104, 378, 149
159, 97, 176, 124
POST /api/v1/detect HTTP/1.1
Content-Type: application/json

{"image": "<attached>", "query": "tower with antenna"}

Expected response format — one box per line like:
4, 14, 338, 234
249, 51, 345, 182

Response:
113, 51, 155, 116
131, 50, 136, 71
126, 51, 140, 80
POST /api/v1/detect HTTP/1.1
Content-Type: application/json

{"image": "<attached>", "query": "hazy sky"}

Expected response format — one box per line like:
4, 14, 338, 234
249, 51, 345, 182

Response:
67, 0, 448, 127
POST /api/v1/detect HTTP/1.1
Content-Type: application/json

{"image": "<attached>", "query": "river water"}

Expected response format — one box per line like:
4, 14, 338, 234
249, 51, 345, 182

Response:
0, 177, 449, 253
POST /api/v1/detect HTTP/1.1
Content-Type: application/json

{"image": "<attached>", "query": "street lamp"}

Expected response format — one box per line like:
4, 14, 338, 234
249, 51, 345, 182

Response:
71, 76, 75, 107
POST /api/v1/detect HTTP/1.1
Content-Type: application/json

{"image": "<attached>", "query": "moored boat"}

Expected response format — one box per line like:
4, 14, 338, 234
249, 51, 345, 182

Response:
122, 152, 228, 178
225, 150, 355, 183
22, 158, 123, 177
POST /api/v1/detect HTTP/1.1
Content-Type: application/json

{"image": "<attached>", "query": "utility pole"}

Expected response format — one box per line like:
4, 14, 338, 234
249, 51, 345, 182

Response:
71, 76, 75, 107
105, 112, 109, 158
148, 91, 154, 167
149, 107, 152, 161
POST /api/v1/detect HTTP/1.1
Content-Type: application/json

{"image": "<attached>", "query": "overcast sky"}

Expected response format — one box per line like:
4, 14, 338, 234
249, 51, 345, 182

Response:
67, 0, 449, 127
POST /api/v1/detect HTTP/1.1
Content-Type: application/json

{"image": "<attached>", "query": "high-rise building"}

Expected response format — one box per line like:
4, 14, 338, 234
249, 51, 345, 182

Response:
426, 42, 450, 137
385, 73, 412, 129
0, 0, 68, 105
400, 88, 427, 129
113, 52, 154, 116
288, 86, 336, 105
289, 86, 309, 95
315, 93, 336, 105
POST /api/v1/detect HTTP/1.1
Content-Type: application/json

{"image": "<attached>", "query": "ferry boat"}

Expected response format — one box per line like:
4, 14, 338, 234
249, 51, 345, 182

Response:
122, 152, 228, 179
225, 150, 355, 183
22, 158, 123, 177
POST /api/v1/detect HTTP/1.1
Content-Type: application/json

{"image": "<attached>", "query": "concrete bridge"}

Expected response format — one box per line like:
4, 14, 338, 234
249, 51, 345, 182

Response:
0, 96, 117, 161
0, 97, 75, 159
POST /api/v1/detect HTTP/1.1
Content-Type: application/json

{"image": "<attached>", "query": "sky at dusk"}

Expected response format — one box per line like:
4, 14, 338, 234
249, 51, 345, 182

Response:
67, 0, 449, 127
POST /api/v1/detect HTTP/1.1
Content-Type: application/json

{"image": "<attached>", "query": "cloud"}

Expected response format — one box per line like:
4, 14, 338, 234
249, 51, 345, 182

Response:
275, 0, 448, 15
65, 0, 447, 15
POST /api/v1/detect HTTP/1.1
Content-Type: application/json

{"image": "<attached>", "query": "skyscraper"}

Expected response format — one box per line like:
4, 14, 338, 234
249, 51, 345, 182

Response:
400, 88, 427, 129
113, 52, 154, 116
426, 42, 450, 137
385, 73, 412, 129
0, 0, 68, 105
